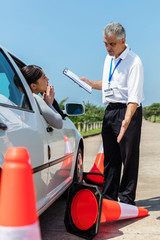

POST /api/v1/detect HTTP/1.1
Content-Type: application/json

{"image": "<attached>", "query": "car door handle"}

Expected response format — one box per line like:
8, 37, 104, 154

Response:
0, 122, 8, 131
46, 126, 54, 133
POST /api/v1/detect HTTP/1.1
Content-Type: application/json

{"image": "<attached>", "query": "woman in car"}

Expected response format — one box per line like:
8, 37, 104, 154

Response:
21, 65, 63, 129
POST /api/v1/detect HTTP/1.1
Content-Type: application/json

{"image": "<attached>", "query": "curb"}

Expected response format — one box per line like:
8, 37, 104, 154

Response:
83, 132, 101, 139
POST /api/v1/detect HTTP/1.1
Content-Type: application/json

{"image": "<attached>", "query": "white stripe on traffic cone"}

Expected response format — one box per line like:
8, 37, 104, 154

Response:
0, 221, 41, 239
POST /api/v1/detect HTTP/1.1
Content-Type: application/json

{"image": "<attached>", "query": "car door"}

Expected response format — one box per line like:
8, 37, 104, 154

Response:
10, 50, 76, 200
46, 117, 77, 199
0, 47, 76, 213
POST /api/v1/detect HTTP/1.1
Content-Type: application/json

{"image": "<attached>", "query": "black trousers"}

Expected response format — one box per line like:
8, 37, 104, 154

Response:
102, 103, 142, 205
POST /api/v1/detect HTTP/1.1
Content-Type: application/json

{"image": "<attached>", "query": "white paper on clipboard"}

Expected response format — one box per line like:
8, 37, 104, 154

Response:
63, 68, 92, 94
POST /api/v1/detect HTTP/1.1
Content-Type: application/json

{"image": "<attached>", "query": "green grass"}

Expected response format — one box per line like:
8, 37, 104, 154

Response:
147, 115, 160, 123
80, 128, 102, 136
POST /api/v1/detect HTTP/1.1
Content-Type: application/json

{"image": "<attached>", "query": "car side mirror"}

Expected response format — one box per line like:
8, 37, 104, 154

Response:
64, 103, 85, 116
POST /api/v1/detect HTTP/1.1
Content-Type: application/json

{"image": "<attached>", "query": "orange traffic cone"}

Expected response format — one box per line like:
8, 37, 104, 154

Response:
83, 143, 104, 186
64, 182, 148, 239
57, 136, 73, 177
0, 147, 41, 240
100, 198, 148, 222
64, 135, 72, 152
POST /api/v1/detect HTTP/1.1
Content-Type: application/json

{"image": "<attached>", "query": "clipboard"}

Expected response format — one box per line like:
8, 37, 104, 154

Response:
63, 68, 92, 94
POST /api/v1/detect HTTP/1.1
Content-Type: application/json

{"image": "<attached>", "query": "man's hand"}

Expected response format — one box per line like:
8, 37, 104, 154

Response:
43, 85, 55, 105
117, 119, 130, 143
80, 77, 102, 90
117, 102, 138, 143
80, 77, 91, 86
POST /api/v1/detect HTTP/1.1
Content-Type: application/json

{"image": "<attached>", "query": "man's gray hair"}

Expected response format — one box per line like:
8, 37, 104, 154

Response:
103, 22, 126, 40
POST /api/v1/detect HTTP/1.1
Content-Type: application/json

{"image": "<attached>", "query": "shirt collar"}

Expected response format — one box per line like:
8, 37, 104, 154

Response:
112, 44, 129, 61
118, 44, 129, 60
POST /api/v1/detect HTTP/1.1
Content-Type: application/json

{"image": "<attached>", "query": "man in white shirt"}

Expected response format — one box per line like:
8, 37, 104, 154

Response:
81, 22, 144, 205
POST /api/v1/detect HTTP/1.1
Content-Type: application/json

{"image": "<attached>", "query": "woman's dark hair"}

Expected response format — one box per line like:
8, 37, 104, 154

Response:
21, 65, 42, 86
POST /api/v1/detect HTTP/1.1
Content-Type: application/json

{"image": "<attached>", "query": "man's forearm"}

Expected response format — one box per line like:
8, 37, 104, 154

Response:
80, 77, 102, 90
124, 102, 138, 124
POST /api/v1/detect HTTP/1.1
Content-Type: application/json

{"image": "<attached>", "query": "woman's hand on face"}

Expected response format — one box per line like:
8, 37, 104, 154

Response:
43, 85, 55, 105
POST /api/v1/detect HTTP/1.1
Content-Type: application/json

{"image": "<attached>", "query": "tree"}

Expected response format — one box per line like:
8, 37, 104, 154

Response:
143, 103, 160, 122
59, 97, 69, 110
69, 102, 105, 123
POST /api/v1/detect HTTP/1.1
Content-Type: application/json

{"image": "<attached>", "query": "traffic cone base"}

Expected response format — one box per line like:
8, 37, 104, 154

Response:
71, 189, 99, 230
64, 182, 102, 240
83, 143, 104, 185
84, 172, 104, 185
65, 182, 149, 239
0, 221, 41, 240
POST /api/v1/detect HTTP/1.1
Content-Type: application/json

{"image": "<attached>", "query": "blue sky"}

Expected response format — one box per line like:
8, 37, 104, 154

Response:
0, 0, 160, 107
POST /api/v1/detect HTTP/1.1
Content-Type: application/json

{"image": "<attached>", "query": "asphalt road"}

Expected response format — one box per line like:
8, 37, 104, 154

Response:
39, 120, 160, 240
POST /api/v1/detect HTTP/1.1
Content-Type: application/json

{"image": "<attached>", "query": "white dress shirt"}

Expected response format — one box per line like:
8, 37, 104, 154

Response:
102, 45, 144, 106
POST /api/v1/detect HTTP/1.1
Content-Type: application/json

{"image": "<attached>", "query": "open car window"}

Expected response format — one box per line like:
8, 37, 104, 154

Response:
0, 50, 31, 110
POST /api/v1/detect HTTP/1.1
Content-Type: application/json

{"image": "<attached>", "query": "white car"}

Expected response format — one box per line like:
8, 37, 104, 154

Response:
0, 46, 84, 215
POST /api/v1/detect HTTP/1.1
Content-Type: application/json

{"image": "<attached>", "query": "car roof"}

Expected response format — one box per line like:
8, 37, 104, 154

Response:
0, 45, 26, 68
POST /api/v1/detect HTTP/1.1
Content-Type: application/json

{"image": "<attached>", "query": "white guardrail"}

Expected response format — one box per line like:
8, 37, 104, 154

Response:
75, 122, 102, 132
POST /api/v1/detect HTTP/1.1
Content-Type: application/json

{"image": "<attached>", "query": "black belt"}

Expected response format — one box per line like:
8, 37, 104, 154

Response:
108, 102, 127, 108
